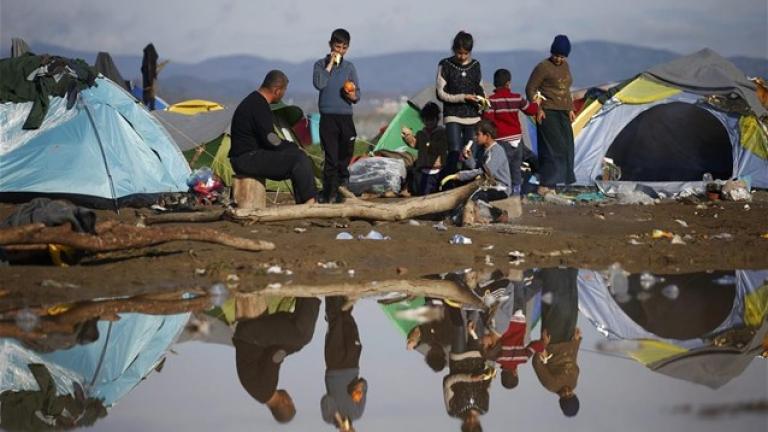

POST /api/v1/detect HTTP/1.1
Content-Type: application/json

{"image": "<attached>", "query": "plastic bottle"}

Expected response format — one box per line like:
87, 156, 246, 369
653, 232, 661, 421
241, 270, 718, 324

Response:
609, 263, 630, 303
702, 173, 713, 183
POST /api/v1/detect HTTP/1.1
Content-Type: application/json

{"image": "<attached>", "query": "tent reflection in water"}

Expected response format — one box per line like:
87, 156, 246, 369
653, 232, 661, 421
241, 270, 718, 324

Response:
578, 269, 768, 388
0, 311, 189, 427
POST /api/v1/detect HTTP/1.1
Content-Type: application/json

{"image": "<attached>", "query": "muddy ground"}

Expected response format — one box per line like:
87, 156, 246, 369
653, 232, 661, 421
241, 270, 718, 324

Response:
1, 192, 767, 309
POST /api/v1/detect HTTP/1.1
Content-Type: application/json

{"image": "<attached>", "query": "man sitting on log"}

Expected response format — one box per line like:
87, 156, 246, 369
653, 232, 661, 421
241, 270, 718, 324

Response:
229, 70, 317, 204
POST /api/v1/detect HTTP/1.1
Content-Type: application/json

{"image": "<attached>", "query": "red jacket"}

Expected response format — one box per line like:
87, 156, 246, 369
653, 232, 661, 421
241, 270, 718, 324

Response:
483, 88, 538, 142
496, 316, 544, 371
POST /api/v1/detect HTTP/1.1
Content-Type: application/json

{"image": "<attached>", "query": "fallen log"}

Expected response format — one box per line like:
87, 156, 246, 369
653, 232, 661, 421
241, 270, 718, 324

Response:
139, 210, 226, 225
232, 179, 483, 222
0, 221, 274, 252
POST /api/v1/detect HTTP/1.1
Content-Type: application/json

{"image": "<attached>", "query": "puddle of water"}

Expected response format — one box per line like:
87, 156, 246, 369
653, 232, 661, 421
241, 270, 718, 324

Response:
0, 268, 766, 431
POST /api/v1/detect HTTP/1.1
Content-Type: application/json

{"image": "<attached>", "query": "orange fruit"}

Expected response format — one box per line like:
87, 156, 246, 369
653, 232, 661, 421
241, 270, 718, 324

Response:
343, 80, 356, 93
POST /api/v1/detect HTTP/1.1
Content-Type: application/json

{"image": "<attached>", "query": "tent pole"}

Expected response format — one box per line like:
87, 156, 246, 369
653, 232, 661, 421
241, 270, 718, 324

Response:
83, 103, 120, 213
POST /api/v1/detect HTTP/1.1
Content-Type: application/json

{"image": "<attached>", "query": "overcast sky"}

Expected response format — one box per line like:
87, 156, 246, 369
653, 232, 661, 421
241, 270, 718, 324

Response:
1, 0, 766, 63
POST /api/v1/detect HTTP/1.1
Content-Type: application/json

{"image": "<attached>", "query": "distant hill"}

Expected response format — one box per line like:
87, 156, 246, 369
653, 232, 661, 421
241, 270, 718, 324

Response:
23, 41, 768, 106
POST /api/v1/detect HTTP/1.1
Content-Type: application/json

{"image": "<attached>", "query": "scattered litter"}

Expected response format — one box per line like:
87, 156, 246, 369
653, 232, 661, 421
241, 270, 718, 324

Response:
15, 308, 39, 332
266, 265, 284, 275
318, 261, 340, 269
484, 255, 494, 266
662, 284, 680, 300
450, 234, 473, 245
508, 251, 526, 259
194, 268, 206, 276
635, 291, 653, 302
628, 239, 644, 245
266, 283, 283, 290
543, 193, 576, 206
150, 204, 168, 212
226, 274, 240, 282
617, 190, 655, 205
396, 267, 408, 275
713, 275, 737, 285
40, 279, 79, 289
710, 233, 734, 240
394, 306, 443, 324
671, 235, 686, 245
721, 179, 751, 201
640, 272, 665, 290
482, 245, 495, 251
336, 232, 354, 240
293, 227, 307, 233
433, 221, 448, 231
285, 270, 293, 276
595, 214, 606, 220
347, 269, 356, 277
407, 219, 421, 226
358, 230, 391, 240
541, 292, 554, 305
206, 283, 229, 306
674, 219, 688, 228
532, 249, 576, 257
713, 213, 718, 219
609, 263, 630, 303
744, 204, 751, 211
652, 229, 674, 239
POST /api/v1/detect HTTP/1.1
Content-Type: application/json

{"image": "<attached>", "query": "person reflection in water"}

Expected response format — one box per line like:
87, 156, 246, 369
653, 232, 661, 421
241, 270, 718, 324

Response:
443, 306, 494, 432
532, 268, 582, 417
321, 296, 368, 432
232, 297, 321, 424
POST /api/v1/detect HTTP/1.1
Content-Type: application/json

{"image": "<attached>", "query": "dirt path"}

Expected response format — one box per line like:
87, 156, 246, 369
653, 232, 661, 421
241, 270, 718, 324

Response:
1, 193, 767, 309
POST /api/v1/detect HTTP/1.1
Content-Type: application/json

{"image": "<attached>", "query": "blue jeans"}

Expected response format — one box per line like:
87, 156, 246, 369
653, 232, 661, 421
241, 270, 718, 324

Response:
442, 122, 477, 177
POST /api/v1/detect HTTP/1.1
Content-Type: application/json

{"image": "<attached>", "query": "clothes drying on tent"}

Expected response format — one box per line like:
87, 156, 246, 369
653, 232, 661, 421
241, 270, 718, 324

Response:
141, 43, 159, 110
1, 73, 191, 209
573, 49, 768, 190
0, 54, 98, 130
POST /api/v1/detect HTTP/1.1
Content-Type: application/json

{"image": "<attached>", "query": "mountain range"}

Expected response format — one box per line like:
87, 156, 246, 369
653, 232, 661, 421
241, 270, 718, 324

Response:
22, 41, 768, 108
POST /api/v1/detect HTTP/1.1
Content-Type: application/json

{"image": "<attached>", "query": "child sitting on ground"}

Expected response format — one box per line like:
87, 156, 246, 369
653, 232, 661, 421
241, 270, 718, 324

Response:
483, 68, 538, 196
401, 102, 448, 195
484, 311, 549, 389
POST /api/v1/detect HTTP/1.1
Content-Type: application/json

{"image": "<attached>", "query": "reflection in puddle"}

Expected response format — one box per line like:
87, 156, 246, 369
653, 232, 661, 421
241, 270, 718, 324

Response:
0, 268, 766, 430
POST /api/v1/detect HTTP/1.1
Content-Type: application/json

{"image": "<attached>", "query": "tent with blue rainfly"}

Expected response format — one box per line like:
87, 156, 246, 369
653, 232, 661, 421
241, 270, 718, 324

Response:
573, 49, 768, 191
1, 76, 190, 209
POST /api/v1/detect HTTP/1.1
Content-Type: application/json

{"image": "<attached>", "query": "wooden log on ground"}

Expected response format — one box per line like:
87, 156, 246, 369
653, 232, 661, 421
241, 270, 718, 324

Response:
232, 179, 482, 223
139, 210, 226, 225
0, 221, 274, 252
233, 176, 267, 210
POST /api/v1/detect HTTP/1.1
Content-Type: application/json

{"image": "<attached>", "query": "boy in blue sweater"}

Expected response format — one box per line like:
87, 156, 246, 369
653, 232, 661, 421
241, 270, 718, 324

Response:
313, 29, 361, 203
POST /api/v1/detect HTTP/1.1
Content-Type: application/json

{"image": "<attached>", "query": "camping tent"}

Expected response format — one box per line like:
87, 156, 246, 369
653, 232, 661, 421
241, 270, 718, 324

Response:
573, 49, 768, 189
1, 76, 190, 208
129, 83, 168, 110
578, 269, 768, 388
154, 101, 313, 187
374, 83, 538, 155
168, 99, 224, 115
94, 52, 130, 91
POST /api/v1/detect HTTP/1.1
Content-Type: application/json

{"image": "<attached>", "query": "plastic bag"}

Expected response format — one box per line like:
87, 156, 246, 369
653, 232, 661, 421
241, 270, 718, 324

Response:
348, 157, 406, 195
